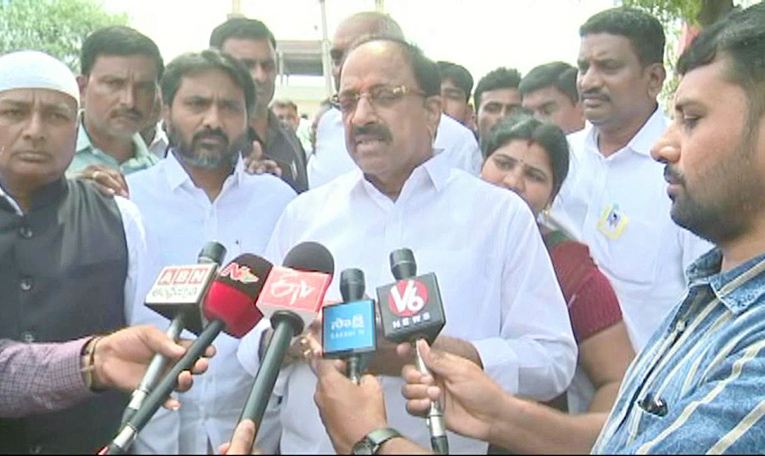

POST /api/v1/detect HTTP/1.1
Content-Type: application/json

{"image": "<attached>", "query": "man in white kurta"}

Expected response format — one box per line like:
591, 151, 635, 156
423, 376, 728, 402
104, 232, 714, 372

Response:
124, 50, 296, 454
237, 37, 576, 454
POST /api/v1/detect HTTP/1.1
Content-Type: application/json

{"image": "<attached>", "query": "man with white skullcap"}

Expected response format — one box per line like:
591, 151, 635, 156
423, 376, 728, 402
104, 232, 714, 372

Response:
0, 50, 154, 454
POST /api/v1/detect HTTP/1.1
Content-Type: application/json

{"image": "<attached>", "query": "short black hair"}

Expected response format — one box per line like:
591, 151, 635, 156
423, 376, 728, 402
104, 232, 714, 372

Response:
80, 26, 164, 78
437, 61, 474, 102
209, 17, 276, 50
346, 36, 441, 97
677, 2, 765, 126
579, 7, 665, 67
474, 67, 522, 110
519, 61, 578, 104
161, 49, 256, 115
482, 114, 570, 199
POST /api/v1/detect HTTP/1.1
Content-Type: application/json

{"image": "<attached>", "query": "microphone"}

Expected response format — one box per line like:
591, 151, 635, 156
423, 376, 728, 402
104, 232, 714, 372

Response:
375, 248, 448, 454
236, 242, 334, 443
121, 242, 226, 426
103, 254, 272, 455
322, 268, 376, 383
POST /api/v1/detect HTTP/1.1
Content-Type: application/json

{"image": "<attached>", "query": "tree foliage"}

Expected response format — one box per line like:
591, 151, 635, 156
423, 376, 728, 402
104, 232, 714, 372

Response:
0, 0, 128, 71
622, 0, 738, 26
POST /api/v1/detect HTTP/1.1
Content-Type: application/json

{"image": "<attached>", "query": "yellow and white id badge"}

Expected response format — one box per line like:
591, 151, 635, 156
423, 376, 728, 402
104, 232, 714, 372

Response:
598, 204, 629, 239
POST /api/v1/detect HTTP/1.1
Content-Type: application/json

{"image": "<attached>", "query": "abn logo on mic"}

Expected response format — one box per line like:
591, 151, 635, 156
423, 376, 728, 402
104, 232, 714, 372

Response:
376, 273, 445, 344
322, 299, 376, 358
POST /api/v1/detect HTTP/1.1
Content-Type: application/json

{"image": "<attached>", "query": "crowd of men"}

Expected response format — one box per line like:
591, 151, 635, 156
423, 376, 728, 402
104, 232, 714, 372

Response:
1, 2, 765, 454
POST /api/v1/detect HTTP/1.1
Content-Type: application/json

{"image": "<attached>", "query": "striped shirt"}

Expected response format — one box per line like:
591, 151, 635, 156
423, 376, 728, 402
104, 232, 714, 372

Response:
593, 248, 765, 454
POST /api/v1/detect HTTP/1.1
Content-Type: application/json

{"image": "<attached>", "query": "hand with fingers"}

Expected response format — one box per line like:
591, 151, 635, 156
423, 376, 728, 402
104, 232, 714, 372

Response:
244, 141, 282, 177
401, 340, 505, 442
75, 164, 129, 198
217, 420, 261, 455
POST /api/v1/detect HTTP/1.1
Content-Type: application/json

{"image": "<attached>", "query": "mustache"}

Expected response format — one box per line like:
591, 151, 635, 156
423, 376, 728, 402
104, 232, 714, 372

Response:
664, 165, 686, 186
112, 108, 142, 120
193, 128, 229, 145
580, 90, 610, 101
351, 124, 393, 143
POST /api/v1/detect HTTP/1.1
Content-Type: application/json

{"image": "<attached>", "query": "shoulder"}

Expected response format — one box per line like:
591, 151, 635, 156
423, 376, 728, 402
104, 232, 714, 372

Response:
436, 115, 478, 146
126, 159, 163, 186
240, 171, 298, 202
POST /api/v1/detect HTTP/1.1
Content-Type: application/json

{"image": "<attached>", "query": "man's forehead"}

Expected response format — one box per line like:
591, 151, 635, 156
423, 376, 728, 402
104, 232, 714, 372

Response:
579, 33, 634, 59
176, 70, 244, 99
90, 54, 159, 78
480, 87, 521, 105
221, 37, 275, 60
674, 58, 734, 108
0, 88, 77, 109
339, 42, 413, 89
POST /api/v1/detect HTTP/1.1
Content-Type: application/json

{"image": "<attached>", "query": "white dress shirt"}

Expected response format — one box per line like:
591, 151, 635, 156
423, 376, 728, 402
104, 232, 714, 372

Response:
307, 108, 481, 188
238, 151, 577, 454
551, 108, 712, 351
125, 152, 296, 454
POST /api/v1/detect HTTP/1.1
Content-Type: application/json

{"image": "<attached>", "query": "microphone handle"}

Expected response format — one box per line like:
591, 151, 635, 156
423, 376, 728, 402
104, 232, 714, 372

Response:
238, 314, 299, 425
415, 339, 449, 455
121, 313, 186, 427
104, 319, 225, 455
348, 354, 361, 384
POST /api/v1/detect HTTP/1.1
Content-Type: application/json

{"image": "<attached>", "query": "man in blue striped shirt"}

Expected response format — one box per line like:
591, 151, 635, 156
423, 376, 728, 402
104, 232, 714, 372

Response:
308, 3, 765, 454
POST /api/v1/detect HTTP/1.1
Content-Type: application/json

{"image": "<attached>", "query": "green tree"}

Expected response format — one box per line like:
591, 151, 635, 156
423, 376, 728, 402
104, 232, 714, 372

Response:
0, 0, 128, 71
622, 0, 736, 26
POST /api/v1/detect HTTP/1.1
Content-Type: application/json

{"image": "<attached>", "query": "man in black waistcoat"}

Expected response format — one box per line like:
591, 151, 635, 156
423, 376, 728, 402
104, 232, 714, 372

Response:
0, 50, 154, 454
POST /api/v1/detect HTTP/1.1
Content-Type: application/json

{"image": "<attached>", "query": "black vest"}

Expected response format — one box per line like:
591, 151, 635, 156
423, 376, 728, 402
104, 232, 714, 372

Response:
0, 178, 129, 454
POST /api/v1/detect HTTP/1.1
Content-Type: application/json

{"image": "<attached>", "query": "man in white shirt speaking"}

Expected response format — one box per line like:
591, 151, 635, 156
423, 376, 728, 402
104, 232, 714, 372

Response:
307, 11, 482, 189
237, 36, 577, 454
551, 7, 711, 351
125, 49, 296, 454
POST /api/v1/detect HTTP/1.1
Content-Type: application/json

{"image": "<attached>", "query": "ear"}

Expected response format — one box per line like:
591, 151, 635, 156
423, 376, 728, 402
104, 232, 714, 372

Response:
76, 75, 88, 104
645, 63, 667, 99
424, 95, 442, 135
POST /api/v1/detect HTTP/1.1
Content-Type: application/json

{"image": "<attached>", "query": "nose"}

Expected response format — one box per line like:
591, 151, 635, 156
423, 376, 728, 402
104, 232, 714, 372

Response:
349, 94, 377, 127
651, 122, 680, 164
252, 64, 268, 84
202, 104, 223, 130
22, 110, 46, 143
119, 84, 137, 108
501, 167, 525, 194
578, 65, 601, 95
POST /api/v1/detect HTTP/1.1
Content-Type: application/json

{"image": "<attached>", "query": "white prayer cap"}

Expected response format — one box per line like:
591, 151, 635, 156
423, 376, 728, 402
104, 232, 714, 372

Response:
0, 50, 80, 109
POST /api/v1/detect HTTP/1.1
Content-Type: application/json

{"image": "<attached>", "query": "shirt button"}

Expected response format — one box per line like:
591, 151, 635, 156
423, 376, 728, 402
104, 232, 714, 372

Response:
20, 277, 33, 291
21, 331, 36, 343
19, 226, 33, 238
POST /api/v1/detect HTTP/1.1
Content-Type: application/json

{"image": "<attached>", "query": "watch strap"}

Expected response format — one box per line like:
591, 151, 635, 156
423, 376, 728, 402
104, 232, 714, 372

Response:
353, 427, 402, 455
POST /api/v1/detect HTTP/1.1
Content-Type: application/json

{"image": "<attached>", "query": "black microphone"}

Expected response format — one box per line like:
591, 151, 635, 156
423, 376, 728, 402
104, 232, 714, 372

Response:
322, 268, 377, 383
235, 242, 334, 449
103, 254, 272, 455
121, 242, 226, 426
376, 248, 449, 454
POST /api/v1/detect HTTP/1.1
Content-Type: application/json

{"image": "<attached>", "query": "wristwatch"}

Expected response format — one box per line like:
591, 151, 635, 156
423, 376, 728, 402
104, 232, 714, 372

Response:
352, 428, 402, 455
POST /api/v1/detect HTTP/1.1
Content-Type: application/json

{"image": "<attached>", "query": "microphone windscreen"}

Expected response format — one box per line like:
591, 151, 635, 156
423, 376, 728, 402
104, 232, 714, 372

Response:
197, 241, 227, 265
283, 241, 335, 275
203, 254, 273, 338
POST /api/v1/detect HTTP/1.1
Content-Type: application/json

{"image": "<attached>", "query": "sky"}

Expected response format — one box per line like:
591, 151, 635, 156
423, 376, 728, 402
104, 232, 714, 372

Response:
102, 0, 617, 85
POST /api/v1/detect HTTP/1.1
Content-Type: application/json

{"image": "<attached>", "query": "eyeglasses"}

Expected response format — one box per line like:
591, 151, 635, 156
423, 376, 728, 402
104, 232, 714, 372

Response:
330, 85, 427, 114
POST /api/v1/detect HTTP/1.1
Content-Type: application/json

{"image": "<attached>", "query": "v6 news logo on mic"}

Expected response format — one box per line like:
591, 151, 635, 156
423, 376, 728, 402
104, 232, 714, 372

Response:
376, 273, 446, 344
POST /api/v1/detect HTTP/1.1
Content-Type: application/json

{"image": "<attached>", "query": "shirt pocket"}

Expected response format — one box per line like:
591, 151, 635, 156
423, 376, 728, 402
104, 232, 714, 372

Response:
599, 216, 661, 287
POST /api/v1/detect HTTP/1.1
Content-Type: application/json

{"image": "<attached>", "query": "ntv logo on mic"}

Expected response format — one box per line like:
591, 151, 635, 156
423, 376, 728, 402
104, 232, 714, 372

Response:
387, 279, 432, 329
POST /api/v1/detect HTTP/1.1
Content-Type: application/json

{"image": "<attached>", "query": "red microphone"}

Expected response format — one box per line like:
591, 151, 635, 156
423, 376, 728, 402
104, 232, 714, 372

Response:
103, 254, 272, 455
235, 242, 334, 448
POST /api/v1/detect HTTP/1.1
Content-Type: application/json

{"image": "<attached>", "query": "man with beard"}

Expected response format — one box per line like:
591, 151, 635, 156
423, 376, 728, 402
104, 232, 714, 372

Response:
318, 5, 765, 453
125, 49, 296, 454
68, 26, 163, 177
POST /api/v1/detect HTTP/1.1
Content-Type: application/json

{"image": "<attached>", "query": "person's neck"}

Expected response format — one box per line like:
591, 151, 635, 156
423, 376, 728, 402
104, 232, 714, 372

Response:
176, 156, 234, 202
250, 106, 270, 144
719, 215, 765, 272
84, 118, 135, 164
365, 154, 432, 201
0, 173, 52, 213
597, 105, 656, 157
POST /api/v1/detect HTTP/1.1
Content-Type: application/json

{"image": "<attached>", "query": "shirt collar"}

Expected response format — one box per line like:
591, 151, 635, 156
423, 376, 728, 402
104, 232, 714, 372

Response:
76, 115, 152, 160
587, 106, 667, 158
687, 247, 765, 313
353, 148, 452, 199
0, 177, 68, 216
164, 149, 245, 192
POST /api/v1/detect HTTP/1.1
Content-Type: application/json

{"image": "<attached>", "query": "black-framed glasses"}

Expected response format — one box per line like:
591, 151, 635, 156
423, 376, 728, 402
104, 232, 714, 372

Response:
330, 85, 427, 114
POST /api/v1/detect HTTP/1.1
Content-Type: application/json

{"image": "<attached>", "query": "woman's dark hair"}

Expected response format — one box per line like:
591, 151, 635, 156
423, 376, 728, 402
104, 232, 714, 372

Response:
482, 115, 570, 198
